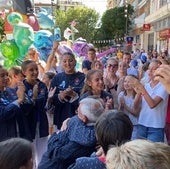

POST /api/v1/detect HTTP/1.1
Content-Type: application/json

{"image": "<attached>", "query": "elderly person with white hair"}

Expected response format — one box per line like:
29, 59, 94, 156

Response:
38, 96, 105, 169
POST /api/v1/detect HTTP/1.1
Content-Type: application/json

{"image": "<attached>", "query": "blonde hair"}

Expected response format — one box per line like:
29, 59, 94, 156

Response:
8, 66, 22, 78
106, 139, 170, 169
106, 57, 118, 66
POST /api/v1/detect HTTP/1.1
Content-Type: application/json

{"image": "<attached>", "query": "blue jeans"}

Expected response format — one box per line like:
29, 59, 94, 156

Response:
131, 125, 138, 140
138, 125, 164, 142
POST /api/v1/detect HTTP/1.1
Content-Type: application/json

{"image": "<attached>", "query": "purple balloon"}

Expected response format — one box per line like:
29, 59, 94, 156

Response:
72, 39, 93, 58
58, 44, 73, 55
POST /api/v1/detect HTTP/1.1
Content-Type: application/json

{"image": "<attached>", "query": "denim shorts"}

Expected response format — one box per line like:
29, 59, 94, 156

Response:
138, 125, 164, 142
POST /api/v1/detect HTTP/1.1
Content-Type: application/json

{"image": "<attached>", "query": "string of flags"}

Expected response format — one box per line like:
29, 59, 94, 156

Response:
93, 38, 125, 44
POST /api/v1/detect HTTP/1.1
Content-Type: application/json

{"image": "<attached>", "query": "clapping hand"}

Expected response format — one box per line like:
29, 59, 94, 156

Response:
59, 90, 68, 101
128, 76, 144, 94
119, 96, 125, 111
32, 83, 39, 100
65, 86, 77, 98
59, 86, 77, 101
48, 87, 56, 99
17, 82, 25, 104
105, 97, 113, 110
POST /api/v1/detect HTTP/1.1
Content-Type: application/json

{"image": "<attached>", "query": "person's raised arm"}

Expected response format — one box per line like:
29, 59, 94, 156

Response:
45, 41, 59, 72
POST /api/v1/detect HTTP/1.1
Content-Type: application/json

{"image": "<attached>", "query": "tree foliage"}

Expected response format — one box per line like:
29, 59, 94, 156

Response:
54, 6, 99, 42
98, 4, 134, 42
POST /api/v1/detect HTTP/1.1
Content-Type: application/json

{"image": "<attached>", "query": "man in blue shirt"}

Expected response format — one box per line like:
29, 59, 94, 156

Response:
82, 48, 97, 74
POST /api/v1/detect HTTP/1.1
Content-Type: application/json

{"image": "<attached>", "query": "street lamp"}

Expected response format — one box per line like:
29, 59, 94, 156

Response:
124, 1, 128, 36
51, 0, 55, 18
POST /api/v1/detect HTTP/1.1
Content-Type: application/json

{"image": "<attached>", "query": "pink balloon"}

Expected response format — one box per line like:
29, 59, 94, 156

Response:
28, 14, 40, 31
97, 48, 116, 58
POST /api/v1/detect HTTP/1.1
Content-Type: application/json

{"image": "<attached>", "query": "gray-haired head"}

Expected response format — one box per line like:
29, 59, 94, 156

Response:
79, 96, 105, 126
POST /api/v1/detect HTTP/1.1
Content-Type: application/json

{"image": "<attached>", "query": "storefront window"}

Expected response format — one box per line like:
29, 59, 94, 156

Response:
159, 0, 168, 8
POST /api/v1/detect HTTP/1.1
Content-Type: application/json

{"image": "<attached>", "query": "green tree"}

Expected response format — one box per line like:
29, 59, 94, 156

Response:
54, 6, 99, 42
99, 4, 134, 43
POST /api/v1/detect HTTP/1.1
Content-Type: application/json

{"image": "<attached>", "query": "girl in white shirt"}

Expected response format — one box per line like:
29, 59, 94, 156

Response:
118, 75, 141, 140
130, 59, 169, 142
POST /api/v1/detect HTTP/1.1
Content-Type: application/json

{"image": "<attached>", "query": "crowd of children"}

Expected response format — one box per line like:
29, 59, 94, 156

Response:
0, 44, 170, 169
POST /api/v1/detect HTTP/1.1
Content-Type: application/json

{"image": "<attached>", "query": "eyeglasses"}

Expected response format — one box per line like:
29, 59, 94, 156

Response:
107, 64, 118, 68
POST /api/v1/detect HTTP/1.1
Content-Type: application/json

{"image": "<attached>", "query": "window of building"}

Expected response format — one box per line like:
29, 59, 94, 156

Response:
159, 0, 168, 7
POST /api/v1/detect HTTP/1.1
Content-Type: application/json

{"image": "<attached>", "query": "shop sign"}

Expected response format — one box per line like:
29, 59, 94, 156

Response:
159, 29, 170, 38
126, 36, 133, 42
143, 24, 151, 31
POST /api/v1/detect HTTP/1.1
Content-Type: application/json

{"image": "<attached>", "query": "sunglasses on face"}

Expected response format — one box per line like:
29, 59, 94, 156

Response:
107, 64, 118, 68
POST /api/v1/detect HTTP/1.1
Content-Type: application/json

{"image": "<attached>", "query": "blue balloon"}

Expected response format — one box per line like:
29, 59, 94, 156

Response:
34, 30, 53, 61
36, 8, 54, 29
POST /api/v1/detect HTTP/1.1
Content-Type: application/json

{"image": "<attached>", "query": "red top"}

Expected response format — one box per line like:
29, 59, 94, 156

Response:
166, 96, 170, 123
98, 156, 106, 163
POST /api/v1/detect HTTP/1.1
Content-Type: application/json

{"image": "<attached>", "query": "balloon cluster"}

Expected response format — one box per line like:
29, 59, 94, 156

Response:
0, 7, 61, 67
0, 12, 34, 67
0, 1, 94, 69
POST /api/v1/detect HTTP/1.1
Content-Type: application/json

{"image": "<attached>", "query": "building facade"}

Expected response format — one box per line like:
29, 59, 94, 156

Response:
34, 0, 84, 14
144, 0, 170, 53
131, 0, 170, 53
107, 0, 170, 53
